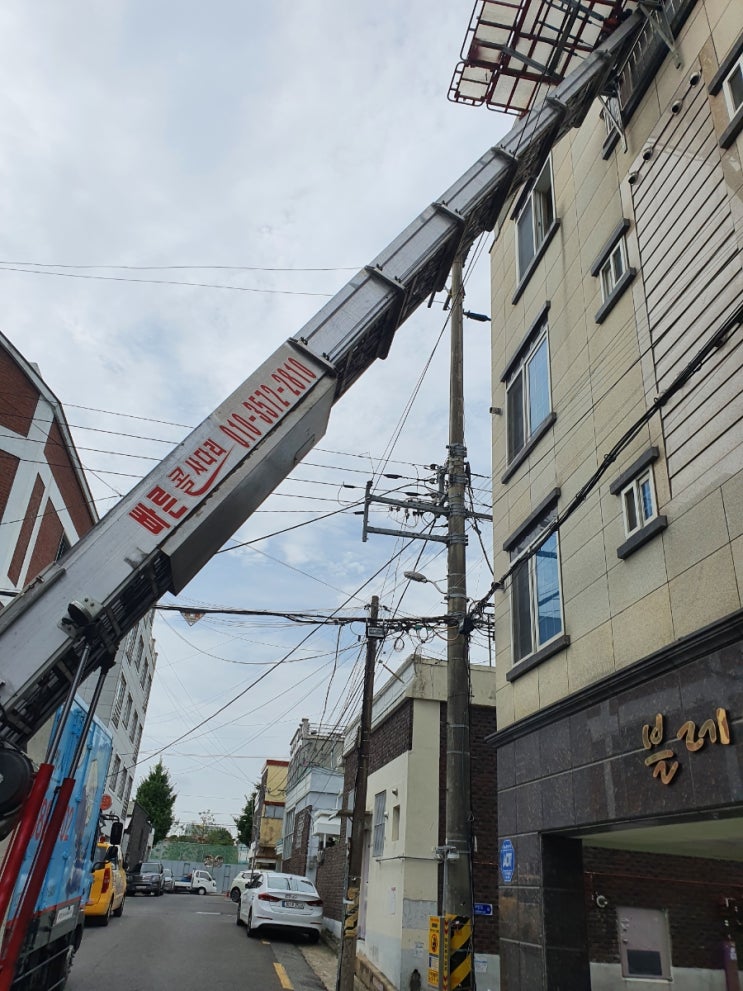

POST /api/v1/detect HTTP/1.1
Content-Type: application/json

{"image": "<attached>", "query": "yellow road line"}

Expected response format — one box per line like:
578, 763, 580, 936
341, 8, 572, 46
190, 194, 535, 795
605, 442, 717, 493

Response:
273, 962, 293, 990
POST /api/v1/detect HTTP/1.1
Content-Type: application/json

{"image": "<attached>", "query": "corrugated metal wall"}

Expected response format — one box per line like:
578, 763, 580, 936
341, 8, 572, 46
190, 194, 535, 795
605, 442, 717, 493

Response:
630, 62, 743, 496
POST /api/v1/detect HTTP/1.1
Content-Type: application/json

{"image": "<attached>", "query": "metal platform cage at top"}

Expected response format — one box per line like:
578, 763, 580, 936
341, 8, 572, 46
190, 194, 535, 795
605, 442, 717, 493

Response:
449, 0, 632, 116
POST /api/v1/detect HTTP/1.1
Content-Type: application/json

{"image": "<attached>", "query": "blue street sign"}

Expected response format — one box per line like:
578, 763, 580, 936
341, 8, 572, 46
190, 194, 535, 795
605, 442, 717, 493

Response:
499, 838, 516, 883
474, 902, 493, 916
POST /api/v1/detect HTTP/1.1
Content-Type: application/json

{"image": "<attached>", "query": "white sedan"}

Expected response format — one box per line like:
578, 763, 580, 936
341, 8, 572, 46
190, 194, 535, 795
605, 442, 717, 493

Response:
236, 871, 323, 942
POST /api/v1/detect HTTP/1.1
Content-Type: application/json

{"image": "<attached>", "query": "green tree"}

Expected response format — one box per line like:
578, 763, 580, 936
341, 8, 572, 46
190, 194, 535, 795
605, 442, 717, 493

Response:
135, 760, 177, 844
234, 790, 257, 846
208, 826, 235, 845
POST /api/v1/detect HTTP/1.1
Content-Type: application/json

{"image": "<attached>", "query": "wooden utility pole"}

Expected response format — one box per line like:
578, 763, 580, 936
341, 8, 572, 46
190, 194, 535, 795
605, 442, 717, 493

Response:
337, 595, 380, 991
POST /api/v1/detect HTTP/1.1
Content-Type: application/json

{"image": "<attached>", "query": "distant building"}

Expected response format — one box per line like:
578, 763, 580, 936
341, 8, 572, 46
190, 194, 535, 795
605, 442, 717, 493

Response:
0, 331, 157, 824
314, 653, 498, 991
277, 719, 344, 881
249, 759, 288, 869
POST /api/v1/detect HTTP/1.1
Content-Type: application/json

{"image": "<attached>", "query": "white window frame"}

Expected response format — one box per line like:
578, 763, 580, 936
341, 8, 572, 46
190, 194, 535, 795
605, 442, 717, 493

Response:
509, 507, 565, 663
621, 468, 658, 537
506, 328, 552, 463
723, 53, 743, 118
283, 808, 295, 854
372, 791, 386, 858
515, 158, 555, 281
599, 237, 628, 302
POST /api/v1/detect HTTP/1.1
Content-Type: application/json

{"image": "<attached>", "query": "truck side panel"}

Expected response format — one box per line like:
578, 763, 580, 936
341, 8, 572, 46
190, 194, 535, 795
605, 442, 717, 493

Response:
8, 699, 112, 948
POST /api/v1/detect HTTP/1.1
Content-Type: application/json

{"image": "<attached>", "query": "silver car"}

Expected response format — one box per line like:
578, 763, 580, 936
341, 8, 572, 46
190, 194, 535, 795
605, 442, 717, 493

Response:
236, 871, 323, 942
162, 867, 175, 893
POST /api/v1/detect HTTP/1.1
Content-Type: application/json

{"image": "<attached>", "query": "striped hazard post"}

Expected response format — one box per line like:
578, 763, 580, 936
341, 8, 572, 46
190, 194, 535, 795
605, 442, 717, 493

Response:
447, 915, 473, 991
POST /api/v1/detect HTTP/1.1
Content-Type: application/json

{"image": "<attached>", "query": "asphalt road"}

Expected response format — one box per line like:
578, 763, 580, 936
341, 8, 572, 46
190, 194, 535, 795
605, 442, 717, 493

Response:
68, 891, 328, 991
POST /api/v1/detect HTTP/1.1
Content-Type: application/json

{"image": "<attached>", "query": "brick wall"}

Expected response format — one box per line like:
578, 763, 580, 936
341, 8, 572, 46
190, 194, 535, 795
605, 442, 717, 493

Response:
316, 841, 347, 922
0, 350, 39, 436
583, 846, 743, 969
0, 450, 20, 523
283, 807, 312, 877
44, 420, 95, 536
24, 500, 63, 587
7, 474, 44, 586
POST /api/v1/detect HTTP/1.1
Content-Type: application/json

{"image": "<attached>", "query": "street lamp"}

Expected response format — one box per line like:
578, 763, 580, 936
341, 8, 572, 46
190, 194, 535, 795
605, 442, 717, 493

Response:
403, 571, 448, 598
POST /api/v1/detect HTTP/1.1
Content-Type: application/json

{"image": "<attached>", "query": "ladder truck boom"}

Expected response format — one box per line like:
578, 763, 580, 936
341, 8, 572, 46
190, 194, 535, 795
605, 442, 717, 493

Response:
0, 12, 642, 750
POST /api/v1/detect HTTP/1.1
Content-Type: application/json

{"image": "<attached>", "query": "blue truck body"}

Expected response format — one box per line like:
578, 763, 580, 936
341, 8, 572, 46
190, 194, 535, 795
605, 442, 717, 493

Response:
6, 697, 112, 988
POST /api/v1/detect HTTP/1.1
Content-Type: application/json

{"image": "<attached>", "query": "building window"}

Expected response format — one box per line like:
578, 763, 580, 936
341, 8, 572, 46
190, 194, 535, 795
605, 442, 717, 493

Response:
134, 723, 143, 757
506, 327, 551, 464
133, 637, 144, 671
618, 907, 671, 979
122, 775, 132, 812
506, 494, 564, 664
372, 791, 386, 858
111, 676, 126, 727
723, 53, 743, 118
140, 659, 148, 689
144, 673, 152, 703
591, 219, 635, 323
117, 765, 126, 798
122, 694, 133, 730
109, 754, 121, 792
130, 712, 139, 744
516, 158, 555, 281
610, 447, 668, 560
264, 803, 284, 819
283, 808, 295, 853
600, 237, 628, 301
621, 470, 657, 537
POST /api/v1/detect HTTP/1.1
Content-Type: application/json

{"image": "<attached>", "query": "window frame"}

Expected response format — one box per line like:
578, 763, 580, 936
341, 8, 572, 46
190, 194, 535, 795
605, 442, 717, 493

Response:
610, 447, 668, 560
722, 52, 743, 119
515, 158, 555, 281
372, 791, 386, 858
599, 238, 628, 302
504, 491, 568, 672
591, 219, 636, 324
620, 469, 658, 538
709, 32, 743, 149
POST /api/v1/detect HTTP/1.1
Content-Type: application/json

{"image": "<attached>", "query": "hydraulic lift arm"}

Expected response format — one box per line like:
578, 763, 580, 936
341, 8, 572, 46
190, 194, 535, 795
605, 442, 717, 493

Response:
0, 11, 643, 750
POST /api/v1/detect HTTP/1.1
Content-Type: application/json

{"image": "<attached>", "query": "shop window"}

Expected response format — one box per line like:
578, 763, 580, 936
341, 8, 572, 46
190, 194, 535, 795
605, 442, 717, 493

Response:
504, 490, 568, 674
591, 219, 636, 323
617, 907, 671, 979
610, 447, 667, 560
372, 791, 386, 857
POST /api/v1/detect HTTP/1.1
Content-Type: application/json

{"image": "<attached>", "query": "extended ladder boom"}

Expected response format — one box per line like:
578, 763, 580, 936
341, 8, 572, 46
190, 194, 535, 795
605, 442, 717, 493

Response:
0, 12, 642, 747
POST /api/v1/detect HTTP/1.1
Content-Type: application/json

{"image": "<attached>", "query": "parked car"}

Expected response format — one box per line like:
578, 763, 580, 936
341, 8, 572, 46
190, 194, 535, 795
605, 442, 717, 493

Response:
85, 842, 127, 925
229, 870, 260, 903
236, 871, 322, 942
173, 869, 217, 894
126, 860, 165, 896
162, 867, 175, 893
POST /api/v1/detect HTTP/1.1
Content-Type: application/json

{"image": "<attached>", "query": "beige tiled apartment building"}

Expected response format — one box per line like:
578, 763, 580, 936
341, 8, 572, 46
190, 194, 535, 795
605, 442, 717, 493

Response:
485, 0, 743, 986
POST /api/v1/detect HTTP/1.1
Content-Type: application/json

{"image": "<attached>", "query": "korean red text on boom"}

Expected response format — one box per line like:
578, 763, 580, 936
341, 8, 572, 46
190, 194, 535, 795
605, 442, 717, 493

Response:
128, 354, 317, 536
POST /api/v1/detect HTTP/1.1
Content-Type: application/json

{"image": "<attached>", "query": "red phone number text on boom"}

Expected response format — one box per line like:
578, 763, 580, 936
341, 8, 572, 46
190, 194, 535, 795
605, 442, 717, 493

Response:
129, 355, 317, 536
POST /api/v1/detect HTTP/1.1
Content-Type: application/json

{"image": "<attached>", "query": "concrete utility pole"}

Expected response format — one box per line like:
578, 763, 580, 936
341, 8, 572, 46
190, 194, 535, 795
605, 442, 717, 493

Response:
444, 256, 474, 930
338, 595, 380, 991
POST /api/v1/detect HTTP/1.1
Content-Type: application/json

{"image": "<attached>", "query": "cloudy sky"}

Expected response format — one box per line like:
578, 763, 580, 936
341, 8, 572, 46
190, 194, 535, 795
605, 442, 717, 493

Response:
0, 3, 512, 834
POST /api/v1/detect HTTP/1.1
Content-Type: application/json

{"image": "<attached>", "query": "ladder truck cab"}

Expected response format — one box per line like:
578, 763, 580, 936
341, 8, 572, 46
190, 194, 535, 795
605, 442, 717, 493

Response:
0, 14, 643, 990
